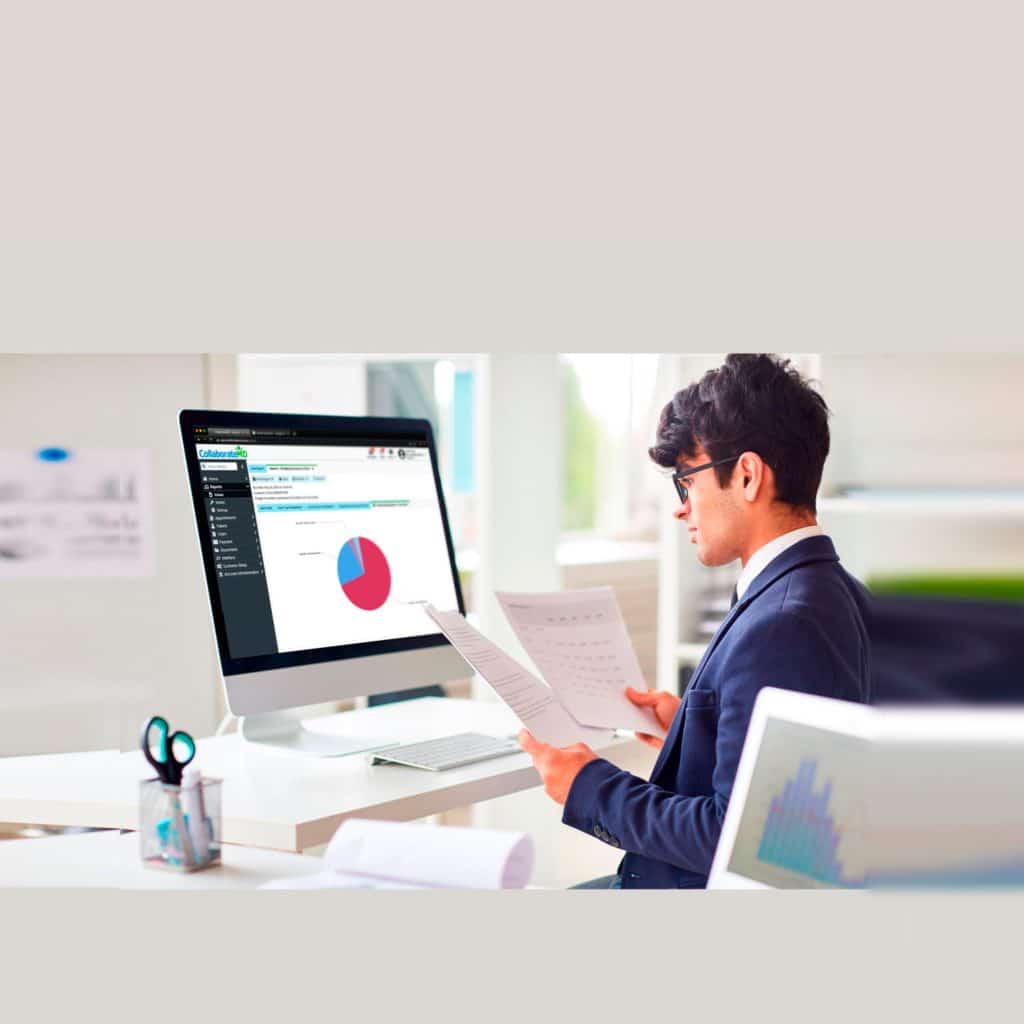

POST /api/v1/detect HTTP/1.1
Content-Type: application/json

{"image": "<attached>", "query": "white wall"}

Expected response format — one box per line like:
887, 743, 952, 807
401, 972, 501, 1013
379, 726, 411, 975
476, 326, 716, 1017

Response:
817, 353, 1024, 581
0, 356, 221, 755
819, 353, 1024, 492
236, 354, 367, 415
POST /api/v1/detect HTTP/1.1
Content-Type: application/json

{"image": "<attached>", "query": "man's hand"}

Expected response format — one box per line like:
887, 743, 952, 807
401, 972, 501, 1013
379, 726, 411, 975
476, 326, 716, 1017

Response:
625, 686, 682, 750
518, 730, 598, 805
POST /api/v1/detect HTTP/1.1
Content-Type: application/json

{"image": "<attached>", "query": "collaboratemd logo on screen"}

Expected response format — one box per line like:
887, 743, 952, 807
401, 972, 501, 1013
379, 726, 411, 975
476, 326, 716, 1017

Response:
198, 447, 248, 459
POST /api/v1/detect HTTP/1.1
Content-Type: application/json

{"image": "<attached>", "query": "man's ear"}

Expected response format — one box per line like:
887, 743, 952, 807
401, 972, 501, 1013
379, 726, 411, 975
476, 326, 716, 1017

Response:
736, 451, 766, 502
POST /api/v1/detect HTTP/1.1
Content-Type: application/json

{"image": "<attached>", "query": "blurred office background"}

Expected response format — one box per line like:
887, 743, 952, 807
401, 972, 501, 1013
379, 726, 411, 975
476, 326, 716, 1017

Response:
1, 353, 1022, 884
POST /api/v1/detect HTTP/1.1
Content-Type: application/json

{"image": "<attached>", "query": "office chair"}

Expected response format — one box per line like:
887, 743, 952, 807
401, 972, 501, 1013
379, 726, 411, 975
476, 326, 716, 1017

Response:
869, 593, 1024, 705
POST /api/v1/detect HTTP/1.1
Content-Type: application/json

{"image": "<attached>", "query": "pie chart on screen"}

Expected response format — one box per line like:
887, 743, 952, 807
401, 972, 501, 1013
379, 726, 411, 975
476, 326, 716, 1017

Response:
337, 537, 391, 611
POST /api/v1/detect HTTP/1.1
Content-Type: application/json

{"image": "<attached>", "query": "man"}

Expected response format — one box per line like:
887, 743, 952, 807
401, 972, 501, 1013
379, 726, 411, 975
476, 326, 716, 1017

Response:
519, 353, 872, 889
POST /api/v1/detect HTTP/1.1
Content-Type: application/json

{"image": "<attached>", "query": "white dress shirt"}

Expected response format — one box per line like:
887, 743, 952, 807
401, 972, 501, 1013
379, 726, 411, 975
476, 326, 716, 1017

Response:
734, 524, 825, 601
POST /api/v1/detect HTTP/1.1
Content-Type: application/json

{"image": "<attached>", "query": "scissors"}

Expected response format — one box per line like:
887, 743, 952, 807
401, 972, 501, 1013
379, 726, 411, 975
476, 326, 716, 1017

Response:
141, 715, 196, 786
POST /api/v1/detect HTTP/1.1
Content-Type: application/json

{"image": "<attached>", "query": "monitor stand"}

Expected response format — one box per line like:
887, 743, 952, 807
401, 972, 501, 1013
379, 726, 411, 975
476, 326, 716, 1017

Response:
238, 708, 397, 758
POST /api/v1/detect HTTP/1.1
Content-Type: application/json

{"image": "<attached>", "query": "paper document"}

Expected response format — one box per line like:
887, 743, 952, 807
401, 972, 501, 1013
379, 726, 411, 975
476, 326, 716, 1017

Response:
0, 448, 155, 578
424, 604, 613, 748
496, 588, 665, 736
262, 818, 534, 890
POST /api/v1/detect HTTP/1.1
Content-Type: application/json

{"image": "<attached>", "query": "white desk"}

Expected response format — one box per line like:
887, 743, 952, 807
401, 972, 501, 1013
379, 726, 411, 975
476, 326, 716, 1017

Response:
0, 831, 325, 889
0, 697, 653, 852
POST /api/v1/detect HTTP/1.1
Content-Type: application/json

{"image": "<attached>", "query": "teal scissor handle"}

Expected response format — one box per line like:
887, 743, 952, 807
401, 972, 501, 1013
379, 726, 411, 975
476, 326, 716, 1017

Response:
141, 715, 196, 786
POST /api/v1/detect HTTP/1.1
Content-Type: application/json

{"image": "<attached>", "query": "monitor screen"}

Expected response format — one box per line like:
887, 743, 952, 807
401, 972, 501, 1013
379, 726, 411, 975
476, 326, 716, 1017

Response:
180, 411, 464, 677
708, 687, 873, 890
723, 717, 868, 890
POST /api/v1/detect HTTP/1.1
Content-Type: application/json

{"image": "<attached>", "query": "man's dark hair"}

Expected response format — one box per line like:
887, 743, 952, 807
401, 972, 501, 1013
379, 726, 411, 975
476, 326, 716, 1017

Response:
648, 354, 830, 511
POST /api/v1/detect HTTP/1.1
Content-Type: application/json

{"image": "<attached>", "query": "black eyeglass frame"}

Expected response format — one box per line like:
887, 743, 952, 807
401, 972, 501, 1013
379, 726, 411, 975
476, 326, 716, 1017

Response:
672, 454, 741, 505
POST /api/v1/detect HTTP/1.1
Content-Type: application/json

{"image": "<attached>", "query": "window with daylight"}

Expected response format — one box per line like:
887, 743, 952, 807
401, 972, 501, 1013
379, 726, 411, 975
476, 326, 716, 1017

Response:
559, 354, 664, 543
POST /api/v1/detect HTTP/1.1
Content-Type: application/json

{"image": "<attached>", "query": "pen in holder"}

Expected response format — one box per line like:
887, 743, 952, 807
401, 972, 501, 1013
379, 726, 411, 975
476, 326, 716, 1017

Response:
139, 774, 222, 872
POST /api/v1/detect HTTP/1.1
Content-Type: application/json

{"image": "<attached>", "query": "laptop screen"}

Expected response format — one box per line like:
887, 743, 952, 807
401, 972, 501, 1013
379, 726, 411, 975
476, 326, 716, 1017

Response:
724, 717, 868, 889
708, 688, 871, 890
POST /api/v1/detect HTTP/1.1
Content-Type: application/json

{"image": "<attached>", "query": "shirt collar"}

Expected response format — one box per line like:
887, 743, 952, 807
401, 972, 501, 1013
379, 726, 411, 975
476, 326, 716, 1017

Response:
735, 525, 825, 601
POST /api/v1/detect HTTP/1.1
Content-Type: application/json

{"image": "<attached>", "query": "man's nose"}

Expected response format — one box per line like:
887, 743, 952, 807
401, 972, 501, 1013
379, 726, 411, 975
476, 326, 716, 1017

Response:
674, 503, 689, 521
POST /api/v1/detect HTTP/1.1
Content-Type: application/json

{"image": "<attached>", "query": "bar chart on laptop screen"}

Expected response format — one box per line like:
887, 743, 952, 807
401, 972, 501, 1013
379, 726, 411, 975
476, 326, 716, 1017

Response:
728, 720, 868, 889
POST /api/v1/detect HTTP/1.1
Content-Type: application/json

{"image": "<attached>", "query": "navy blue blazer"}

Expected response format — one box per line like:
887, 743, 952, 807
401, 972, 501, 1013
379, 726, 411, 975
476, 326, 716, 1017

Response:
562, 535, 872, 889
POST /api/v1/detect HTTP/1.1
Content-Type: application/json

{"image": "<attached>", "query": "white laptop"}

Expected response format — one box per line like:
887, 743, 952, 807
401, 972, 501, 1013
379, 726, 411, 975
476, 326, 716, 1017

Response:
707, 687, 871, 890
709, 689, 1024, 890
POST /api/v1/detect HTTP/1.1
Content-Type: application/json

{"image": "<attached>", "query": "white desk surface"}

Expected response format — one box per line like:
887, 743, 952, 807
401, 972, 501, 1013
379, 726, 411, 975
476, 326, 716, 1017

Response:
0, 830, 324, 889
0, 697, 652, 852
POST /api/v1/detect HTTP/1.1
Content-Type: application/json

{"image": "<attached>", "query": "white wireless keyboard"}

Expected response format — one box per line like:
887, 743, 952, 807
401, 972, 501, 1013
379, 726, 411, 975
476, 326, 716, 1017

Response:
370, 732, 523, 771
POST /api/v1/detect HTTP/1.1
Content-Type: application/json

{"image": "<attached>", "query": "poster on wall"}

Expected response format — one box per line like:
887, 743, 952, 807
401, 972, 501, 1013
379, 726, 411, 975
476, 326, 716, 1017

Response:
0, 448, 155, 577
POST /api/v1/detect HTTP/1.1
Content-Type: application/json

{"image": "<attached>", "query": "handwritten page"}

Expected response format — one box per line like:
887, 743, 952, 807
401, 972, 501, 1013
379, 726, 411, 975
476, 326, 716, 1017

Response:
263, 818, 535, 889
424, 604, 613, 749
496, 588, 665, 736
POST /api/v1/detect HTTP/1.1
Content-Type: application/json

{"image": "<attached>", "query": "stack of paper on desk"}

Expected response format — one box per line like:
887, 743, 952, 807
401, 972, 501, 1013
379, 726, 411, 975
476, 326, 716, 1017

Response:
424, 587, 665, 748
262, 818, 534, 890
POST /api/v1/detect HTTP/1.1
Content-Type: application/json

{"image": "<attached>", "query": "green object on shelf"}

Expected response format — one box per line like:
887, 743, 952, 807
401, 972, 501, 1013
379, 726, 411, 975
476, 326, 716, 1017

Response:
867, 575, 1024, 604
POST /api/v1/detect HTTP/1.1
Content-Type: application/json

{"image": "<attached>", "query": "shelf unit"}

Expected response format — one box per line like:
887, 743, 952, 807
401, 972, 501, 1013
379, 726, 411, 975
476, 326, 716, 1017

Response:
818, 495, 1024, 516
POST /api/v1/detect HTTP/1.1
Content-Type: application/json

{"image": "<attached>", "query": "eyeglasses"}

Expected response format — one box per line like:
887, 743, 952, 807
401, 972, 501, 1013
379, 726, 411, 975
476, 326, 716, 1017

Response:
672, 454, 741, 506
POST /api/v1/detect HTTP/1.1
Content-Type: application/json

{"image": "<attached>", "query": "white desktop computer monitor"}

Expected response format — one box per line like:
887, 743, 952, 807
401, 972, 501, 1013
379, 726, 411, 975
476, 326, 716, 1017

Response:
179, 409, 470, 755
